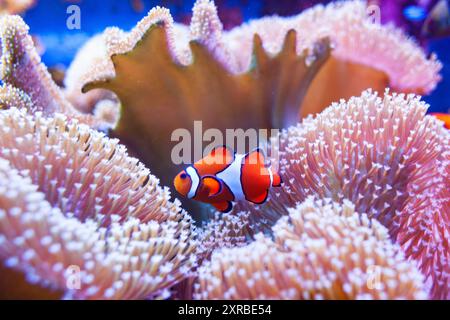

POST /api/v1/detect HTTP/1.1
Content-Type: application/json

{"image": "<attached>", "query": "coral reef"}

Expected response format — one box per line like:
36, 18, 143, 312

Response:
0, 108, 197, 299
236, 90, 449, 299
196, 197, 427, 299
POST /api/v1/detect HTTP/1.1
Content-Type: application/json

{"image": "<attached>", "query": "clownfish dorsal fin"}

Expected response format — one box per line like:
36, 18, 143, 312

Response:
212, 200, 233, 213
210, 145, 233, 155
202, 176, 222, 197
195, 145, 235, 176
207, 145, 235, 164
246, 147, 266, 166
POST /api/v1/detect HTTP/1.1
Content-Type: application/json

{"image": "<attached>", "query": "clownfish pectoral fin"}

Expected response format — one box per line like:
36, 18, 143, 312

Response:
212, 201, 233, 213
202, 176, 222, 197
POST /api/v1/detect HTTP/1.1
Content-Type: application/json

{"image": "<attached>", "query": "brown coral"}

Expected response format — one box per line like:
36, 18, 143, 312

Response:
0, 108, 197, 299
238, 90, 449, 299
196, 197, 427, 299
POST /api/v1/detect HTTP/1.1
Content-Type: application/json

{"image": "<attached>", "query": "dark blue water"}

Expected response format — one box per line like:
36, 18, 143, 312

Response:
20, 0, 450, 113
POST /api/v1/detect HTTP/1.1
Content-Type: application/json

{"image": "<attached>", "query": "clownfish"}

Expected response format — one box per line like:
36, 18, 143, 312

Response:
431, 112, 450, 129
174, 146, 282, 213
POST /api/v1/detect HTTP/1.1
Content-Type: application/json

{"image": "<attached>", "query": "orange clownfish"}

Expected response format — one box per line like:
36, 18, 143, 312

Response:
431, 112, 450, 129
174, 146, 282, 213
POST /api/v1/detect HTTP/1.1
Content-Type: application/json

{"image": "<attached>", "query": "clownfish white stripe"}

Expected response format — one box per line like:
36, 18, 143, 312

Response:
268, 167, 274, 187
216, 154, 246, 201
186, 166, 200, 199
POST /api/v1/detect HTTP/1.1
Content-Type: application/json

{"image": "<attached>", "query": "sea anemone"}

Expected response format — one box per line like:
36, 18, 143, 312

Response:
237, 89, 449, 299
0, 108, 197, 299
196, 210, 250, 263
196, 197, 427, 299
0, 15, 106, 129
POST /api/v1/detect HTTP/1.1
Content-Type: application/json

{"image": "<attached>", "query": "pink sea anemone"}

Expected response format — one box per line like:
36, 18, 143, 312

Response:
196, 211, 250, 263
174, 210, 250, 299
238, 90, 449, 299
0, 15, 108, 128
196, 197, 427, 300
0, 108, 198, 299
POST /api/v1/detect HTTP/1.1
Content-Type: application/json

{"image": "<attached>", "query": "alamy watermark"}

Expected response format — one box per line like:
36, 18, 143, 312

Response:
65, 264, 81, 290
366, 4, 381, 24
66, 5, 81, 30
171, 121, 280, 167
366, 265, 383, 290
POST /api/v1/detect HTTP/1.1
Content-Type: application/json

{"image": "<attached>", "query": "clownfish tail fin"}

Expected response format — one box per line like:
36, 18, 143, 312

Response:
270, 167, 282, 187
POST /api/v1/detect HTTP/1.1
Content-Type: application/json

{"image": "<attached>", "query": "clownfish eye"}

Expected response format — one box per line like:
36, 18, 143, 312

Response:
180, 173, 187, 179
